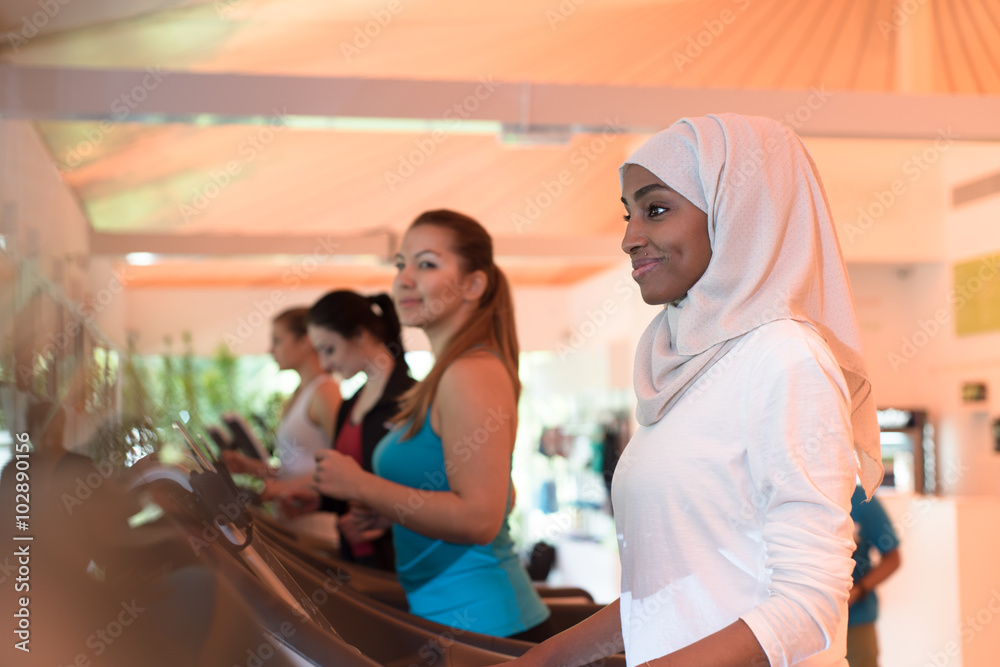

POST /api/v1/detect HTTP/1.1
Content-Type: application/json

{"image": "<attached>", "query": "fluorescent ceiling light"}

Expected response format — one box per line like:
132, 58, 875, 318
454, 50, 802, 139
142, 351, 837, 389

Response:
126, 252, 157, 265
499, 124, 573, 147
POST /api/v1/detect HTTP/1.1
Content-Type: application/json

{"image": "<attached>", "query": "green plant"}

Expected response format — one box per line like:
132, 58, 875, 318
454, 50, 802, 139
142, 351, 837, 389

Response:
83, 334, 160, 471
86, 416, 158, 469
122, 334, 158, 423
179, 332, 201, 429
201, 342, 239, 427
253, 389, 287, 454
157, 335, 180, 429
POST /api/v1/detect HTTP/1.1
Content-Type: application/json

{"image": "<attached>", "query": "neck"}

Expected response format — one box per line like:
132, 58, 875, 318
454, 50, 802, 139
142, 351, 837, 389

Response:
295, 358, 323, 386
425, 305, 477, 358
363, 342, 396, 382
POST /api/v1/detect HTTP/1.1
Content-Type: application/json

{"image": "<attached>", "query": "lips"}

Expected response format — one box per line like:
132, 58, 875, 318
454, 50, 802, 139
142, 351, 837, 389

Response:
631, 257, 662, 281
396, 298, 422, 309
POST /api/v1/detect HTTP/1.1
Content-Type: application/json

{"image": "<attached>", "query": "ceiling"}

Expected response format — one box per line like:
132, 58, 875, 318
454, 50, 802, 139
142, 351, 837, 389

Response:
2, 0, 999, 289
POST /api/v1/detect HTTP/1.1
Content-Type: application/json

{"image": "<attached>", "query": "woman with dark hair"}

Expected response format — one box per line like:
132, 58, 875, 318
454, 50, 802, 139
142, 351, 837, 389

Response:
222, 308, 341, 542
313, 210, 551, 639
295, 290, 414, 570
502, 114, 880, 667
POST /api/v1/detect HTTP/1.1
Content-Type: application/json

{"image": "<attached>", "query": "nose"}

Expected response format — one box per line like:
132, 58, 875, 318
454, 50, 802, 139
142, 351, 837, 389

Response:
621, 218, 646, 256
318, 353, 334, 374
393, 264, 414, 291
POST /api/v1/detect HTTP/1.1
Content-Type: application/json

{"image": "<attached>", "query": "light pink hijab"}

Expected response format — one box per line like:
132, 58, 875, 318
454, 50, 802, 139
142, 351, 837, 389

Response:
621, 113, 882, 498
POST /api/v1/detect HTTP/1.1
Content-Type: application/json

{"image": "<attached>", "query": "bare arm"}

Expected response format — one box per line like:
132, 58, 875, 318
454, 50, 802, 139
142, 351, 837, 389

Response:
313, 354, 516, 544
308, 377, 342, 442
647, 619, 767, 667
849, 549, 901, 606
508, 600, 623, 667
262, 472, 314, 501
514, 603, 765, 667
220, 450, 272, 477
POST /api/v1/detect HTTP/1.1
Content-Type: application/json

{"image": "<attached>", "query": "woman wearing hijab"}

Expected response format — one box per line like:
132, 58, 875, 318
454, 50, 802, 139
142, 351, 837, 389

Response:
505, 114, 881, 666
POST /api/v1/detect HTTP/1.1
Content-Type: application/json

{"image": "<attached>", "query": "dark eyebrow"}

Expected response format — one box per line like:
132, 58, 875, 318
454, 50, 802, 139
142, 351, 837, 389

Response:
621, 183, 674, 206
394, 250, 440, 261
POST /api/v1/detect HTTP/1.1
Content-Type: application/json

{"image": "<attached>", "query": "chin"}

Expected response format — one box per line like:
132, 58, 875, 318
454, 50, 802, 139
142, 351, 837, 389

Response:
399, 314, 426, 328
638, 285, 666, 306
639, 283, 687, 307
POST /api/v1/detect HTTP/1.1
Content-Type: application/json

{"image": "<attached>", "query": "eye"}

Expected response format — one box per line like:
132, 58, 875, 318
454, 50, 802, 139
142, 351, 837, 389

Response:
647, 204, 668, 217
418, 260, 436, 269
394, 261, 405, 272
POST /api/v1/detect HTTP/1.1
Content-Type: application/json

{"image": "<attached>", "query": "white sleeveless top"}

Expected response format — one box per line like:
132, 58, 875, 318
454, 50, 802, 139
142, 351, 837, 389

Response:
275, 375, 333, 479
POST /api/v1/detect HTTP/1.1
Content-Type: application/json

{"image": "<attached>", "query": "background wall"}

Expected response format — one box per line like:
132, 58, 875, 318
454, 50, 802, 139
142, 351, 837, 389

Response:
932, 147, 1000, 497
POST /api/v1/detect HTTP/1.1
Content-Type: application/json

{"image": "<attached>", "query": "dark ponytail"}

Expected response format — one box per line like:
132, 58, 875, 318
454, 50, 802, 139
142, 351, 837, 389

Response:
308, 290, 407, 361
366, 293, 406, 361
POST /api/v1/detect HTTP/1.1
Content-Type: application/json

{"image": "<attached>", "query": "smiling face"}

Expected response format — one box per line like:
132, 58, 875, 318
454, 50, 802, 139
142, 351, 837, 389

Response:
307, 325, 365, 379
391, 224, 479, 331
620, 164, 713, 305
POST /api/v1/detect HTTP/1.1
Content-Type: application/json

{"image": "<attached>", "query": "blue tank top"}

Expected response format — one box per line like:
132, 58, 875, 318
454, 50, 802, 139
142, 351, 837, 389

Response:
372, 413, 550, 637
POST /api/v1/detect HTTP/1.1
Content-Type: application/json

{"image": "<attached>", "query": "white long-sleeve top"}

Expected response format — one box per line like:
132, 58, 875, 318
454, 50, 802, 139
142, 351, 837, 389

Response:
612, 319, 857, 667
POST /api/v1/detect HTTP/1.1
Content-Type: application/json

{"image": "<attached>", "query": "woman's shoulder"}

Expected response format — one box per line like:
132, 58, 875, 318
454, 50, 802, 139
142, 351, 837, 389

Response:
316, 374, 340, 391
744, 319, 831, 357
436, 350, 514, 405
742, 319, 846, 389
313, 374, 341, 397
309, 375, 342, 416
441, 349, 508, 385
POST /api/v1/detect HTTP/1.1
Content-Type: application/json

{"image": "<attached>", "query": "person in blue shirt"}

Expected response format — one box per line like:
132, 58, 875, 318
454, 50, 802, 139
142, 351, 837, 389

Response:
313, 209, 551, 640
848, 485, 902, 667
